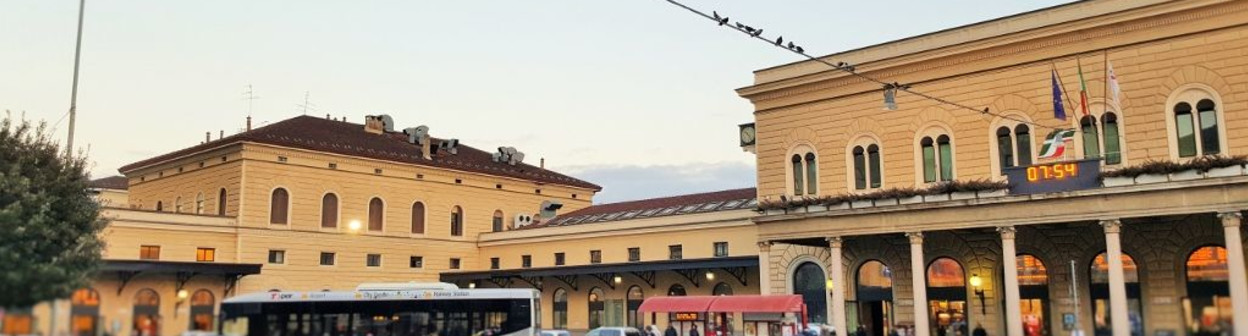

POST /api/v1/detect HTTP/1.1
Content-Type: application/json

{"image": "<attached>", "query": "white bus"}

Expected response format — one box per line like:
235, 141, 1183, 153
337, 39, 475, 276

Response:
219, 283, 540, 336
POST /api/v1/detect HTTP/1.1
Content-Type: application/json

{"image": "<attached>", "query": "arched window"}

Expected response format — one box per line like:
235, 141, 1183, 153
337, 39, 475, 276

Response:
996, 127, 1015, 171
668, 284, 687, 296
588, 287, 605, 329
175, 196, 183, 213
805, 153, 818, 194
70, 288, 101, 336
1102, 113, 1122, 165
1185, 246, 1230, 333
627, 286, 645, 328
792, 154, 805, 195
921, 135, 954, 182
195, 193, 204, 214
492, 210, 504, 232
852, 145, 882, 190
189, 290, 215, 331
156, 201, 163, 212
269, 188, 289, 224
368, 197, 384, 231
411, 202, 426, 234
713, 282, 733, 296
1090, 252, 1142, 336
133, 289, 160, 336
450, 206, 464, 236
217, 188, 227, 216
1015, 124, 1032, 166
854, 146, 867, 189
1081, 116, 1101, 158
1016, 254, 1048, 285
1197, 100, 1221, 155
925, 258, 966, 334
552, 289, 568, 329
1175, 102, 1196, 157
321, 193, 338, 228
868, 145, 881, 188
793, 262, 827, 324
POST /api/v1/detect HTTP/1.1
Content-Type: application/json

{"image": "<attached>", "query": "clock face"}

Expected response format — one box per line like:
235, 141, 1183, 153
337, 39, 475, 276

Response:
740, 126, 756, 144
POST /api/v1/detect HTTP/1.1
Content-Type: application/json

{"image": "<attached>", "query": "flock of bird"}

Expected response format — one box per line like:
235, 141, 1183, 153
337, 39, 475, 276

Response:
712, 11, 805, 54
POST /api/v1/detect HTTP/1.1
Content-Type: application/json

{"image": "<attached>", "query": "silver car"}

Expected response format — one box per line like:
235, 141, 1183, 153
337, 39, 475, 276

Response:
541, 330, 572, 336
586, 327, 644, 336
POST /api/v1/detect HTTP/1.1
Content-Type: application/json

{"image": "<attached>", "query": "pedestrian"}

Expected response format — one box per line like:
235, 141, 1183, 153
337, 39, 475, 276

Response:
690, 325, 701, 336
667, 325, 679, 336
972, 324, 987, 336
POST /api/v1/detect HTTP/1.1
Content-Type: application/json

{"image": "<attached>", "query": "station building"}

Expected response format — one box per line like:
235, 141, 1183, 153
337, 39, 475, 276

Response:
6, 1, 1248, 336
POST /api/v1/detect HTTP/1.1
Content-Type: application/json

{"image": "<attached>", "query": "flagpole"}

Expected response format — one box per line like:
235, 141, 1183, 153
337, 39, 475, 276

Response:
1103, 50, 1109, 110
66, 0, 86, 155
1054, 62, 1079, 123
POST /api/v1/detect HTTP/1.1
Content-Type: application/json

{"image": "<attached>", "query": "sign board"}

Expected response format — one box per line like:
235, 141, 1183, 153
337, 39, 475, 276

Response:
1062, 313, 1076, 330
672, 312, 703, 321
1004, 159, 1101, 195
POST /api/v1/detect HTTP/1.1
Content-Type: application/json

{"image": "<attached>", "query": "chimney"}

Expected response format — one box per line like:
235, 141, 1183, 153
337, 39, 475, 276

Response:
325, 114, 331, 119
219, 130, 224, 139
205, 132, 210, 143
540, 158, 545, 169
246, 116, 252, 131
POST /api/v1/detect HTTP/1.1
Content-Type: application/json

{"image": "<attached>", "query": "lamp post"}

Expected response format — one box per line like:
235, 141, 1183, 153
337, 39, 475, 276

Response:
970, 274, 986, 315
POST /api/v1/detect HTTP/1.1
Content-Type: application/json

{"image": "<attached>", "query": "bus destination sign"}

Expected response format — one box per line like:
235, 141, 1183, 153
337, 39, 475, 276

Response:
1003, 159, 1101, 195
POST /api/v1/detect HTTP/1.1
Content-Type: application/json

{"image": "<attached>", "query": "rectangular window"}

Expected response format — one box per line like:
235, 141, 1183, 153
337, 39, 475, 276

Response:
409, 256, 423, 268
590, 250, 602, 264
367, 254, 382, 267
268, 250, 286, 264
195, 248, 215, 262
669, 245, 683, 260
714, 242, 729, 257
628, 248, 641, 262
555, 253, 566, 266
522, 255, 532, 268
140, 245, 160, 260
450, 258, 461, 270
320, 252, 336, 266
490, 257, 500, 269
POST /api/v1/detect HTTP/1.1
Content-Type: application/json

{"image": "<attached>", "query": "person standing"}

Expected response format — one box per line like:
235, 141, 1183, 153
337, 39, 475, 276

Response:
667, 325, 680, 336
972, 324, 987, 336
691, 325, 701, 336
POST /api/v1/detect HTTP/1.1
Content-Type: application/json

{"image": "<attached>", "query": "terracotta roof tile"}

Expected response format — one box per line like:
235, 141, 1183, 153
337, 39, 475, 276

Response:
522, 187, 757, 229
88, 176, 129, 190
118, 116, 600, 190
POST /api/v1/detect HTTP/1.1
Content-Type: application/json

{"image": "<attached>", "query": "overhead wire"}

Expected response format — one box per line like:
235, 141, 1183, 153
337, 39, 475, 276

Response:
661, 0, 1061, 132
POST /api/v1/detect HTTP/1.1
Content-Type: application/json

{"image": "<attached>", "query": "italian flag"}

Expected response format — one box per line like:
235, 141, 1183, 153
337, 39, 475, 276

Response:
1038, 129, 1077, 159
1077, 60, 1090, 116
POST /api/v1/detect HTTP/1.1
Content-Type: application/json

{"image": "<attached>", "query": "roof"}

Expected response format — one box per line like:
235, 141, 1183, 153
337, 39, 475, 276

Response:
100, 259, 262, 275
88, 176, 128, 190
440, 256, 757, 281
118, 115, 600, 190
639, 295, 806, 313
523, 188, 757, 229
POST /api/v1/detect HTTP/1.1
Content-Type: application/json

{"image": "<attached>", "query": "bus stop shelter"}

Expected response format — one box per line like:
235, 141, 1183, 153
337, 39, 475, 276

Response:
639, 295, 807, 336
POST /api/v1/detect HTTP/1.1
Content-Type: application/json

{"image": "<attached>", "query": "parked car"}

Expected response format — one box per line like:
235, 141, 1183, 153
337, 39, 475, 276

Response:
541, 330, 572, 336
586, 327, 644, 336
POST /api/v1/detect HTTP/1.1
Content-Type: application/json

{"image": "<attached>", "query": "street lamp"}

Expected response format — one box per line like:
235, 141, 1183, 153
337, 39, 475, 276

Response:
825, 279, 834, 290
705, 271, 715, 281
614, 275, 623, 284
348, 220, 362, 232
970, 274, 985, 314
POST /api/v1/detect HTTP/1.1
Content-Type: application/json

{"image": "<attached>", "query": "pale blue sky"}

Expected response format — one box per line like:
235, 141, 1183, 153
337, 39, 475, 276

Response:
1, 0, 1072, 203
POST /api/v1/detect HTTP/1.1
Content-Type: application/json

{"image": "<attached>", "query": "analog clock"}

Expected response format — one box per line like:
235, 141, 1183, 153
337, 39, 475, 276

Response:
739, 123, 756, 146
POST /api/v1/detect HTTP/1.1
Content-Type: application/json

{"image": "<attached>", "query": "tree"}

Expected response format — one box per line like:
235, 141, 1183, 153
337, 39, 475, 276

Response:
0, 115, 106, 308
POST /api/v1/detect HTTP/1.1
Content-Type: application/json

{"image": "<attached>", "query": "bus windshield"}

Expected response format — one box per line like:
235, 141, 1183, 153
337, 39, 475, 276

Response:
221, 298, 532, 336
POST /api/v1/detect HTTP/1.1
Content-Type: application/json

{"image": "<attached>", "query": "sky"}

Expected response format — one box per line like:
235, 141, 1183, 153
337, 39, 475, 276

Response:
1, 0, 1073, 203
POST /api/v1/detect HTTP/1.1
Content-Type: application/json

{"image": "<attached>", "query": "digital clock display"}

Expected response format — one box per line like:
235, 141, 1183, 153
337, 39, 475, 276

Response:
1004, 159, 1101, 195
1026, 163, 1079, 182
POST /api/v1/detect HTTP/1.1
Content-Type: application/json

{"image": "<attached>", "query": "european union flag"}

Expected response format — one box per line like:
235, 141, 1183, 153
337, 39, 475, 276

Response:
1051, 69, 1067, 121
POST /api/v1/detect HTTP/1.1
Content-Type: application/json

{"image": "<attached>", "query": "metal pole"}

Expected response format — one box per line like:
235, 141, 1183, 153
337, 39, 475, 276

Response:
66, 0, 86, 154
1069, 260, 1081, 336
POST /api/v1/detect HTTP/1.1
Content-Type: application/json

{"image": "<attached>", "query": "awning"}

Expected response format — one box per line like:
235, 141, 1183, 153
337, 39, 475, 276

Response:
98, 259, 263, 296
706, 295, 804, 313
638, 296, 718, 313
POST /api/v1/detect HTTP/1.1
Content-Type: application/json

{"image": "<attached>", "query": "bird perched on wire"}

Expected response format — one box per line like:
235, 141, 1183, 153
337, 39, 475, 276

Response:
794, 45, 804, 53
735, 22, 745, 29
713, 11, 729, 26
775, 36, 784, 46
751, 29, 763, 37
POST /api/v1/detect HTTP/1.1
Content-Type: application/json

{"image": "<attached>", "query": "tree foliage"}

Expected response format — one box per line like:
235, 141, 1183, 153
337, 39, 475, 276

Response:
0, 115, 106, 308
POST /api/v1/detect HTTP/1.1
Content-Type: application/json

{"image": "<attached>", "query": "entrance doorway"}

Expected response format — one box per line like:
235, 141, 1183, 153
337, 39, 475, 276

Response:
926, 258, 968, 336
589, 287, 605, 329
133, 288, 161, 336
793, 262, 828, 325
1183, 245, 1230, 336
1015, 255, 1049, 336
71, 288, 101, 336
855, 260, 894, 336
1089, 252, 1143, 336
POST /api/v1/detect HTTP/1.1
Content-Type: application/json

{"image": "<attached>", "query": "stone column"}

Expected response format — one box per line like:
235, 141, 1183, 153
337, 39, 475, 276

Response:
758, 241, 773, 295
999, 226, 1023, 336
1101, 220, 1129, 336
828, 237, 848, 336
1217, 211, 1248, 336
907, 232, 929, 336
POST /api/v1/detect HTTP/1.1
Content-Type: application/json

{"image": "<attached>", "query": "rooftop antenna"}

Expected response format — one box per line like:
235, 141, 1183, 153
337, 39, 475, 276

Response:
65, 0, 87, 155
295, 91, 316, 115
242, 84, 260, 119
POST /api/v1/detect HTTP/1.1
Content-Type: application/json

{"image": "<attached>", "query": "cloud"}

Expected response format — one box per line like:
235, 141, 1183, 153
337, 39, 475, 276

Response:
562, 161, 756, 204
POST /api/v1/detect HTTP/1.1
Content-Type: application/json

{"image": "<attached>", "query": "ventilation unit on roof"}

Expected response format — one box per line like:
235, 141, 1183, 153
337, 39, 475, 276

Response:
364, 114, 395, 134
402, 126, 432, 160
493, 147, 525, 166
539, 200, 563, 219
514, 214, 534, 228
439, 139, 460, 155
